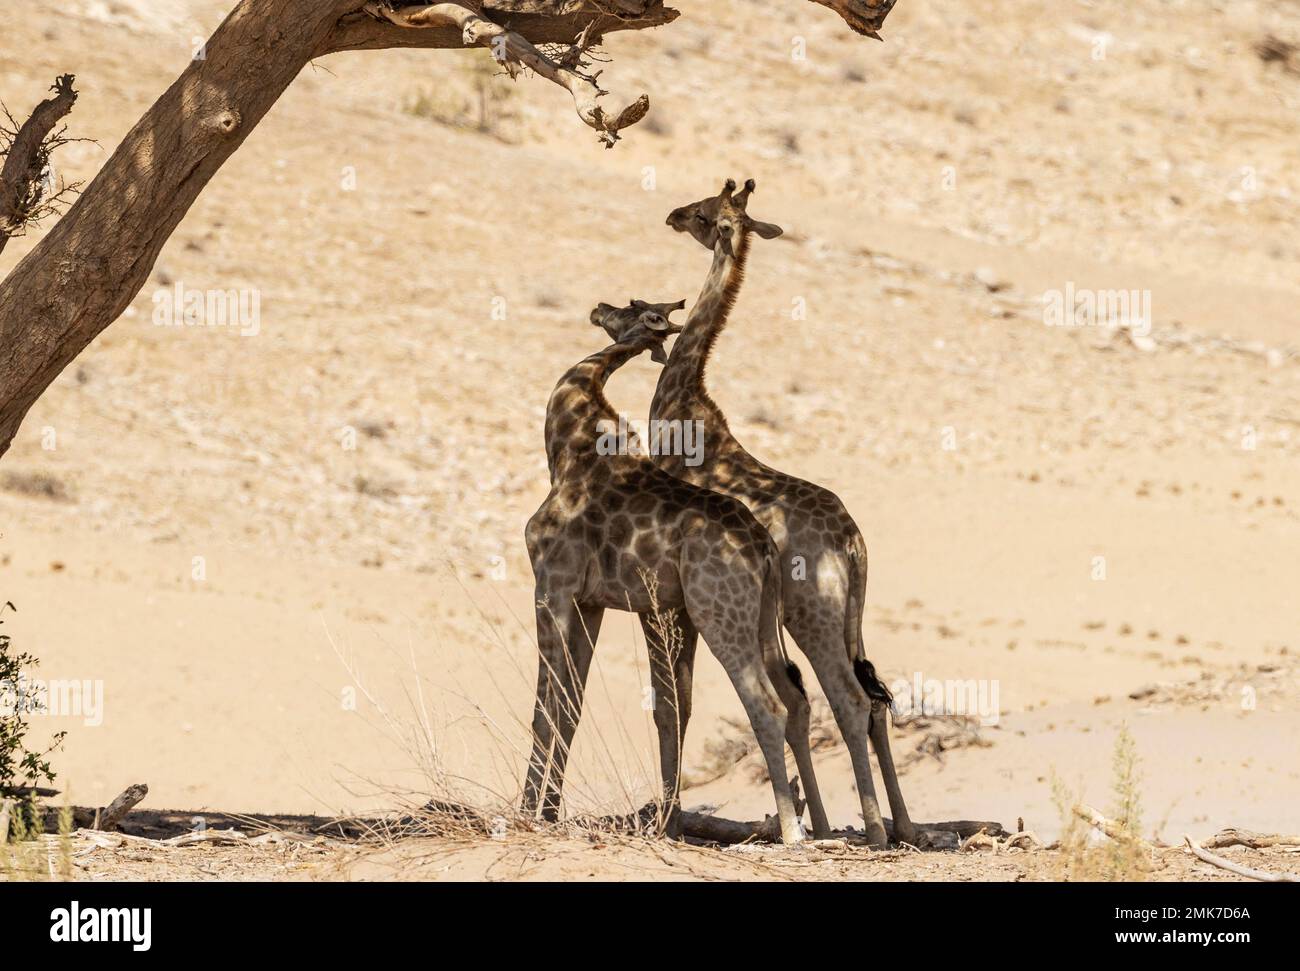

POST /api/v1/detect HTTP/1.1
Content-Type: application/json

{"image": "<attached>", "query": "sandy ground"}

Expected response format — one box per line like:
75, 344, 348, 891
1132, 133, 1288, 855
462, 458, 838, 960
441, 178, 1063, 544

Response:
2, 0, 1299, 880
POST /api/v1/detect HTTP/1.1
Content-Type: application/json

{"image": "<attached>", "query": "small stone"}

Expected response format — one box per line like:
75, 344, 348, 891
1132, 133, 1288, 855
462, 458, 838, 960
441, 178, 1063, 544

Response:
974, 266, 1009, 292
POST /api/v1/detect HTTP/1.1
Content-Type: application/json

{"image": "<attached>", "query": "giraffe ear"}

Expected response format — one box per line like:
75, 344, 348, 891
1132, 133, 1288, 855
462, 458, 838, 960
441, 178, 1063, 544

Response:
750, 219, 783, 239
649, 299, 686, 318
631, 298, 649, 310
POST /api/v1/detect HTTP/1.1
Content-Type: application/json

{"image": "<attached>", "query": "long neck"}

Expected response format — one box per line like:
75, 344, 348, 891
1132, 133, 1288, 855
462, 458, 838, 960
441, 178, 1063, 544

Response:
545, 340, 647, 482
664, 230, 751, 401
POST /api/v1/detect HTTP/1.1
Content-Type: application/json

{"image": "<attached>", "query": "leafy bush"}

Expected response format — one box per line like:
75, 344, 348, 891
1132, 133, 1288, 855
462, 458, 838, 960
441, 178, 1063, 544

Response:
0, 601, 66, 793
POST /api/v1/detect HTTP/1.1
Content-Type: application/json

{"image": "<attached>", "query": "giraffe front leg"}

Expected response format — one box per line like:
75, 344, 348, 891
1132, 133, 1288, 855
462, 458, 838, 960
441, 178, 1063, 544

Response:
640, 612, 699, 838
521, 597, 602, 822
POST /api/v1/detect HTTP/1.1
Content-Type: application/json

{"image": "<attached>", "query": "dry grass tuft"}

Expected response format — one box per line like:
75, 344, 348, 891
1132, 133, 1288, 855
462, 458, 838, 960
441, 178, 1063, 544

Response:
1051, 723, 1152, 881
0, 794, 73, 881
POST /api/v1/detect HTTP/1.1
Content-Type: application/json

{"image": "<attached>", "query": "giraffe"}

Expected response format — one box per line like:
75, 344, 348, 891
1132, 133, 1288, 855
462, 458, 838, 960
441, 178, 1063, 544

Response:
649, 178, 918, 848
520, 299, 825, 844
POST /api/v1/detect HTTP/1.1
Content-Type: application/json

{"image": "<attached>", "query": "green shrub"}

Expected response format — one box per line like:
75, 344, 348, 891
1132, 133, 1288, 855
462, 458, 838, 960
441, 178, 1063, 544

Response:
0, 601, 66, 794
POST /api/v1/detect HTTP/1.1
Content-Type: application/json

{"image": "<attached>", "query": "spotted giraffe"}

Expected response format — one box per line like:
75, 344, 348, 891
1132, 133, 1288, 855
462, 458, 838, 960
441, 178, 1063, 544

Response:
648, 178, 917, 847
520, 300, 824, 844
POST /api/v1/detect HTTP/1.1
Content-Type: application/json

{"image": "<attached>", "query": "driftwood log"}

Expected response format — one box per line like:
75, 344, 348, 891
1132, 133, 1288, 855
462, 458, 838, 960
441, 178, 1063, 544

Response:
581, 790, 1005, 847
1203, 828, 1300, 850
33, 783, 150, 833
93, 783, 149, 831
678, 811, 1007, 847
0, 785, 59, 798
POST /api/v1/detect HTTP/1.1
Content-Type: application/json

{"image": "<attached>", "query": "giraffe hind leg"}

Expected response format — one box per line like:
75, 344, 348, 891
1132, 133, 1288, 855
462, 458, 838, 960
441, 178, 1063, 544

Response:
853, 648, 918, 845
792, 621, 889, 848
866, 695, 917, 846
771, 659, 832, 839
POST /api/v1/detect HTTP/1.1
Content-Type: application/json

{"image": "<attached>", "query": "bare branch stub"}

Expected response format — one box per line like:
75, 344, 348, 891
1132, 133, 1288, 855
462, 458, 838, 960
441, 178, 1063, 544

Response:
0, 74, 82, 255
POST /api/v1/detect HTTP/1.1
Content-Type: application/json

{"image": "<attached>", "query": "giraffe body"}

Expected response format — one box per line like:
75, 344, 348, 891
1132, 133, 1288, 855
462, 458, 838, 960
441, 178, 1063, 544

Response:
651, 179, 917, 847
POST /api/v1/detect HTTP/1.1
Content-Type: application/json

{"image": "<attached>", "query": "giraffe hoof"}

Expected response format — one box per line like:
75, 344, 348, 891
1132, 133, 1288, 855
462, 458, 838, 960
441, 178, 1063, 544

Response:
893, 824, 920, 847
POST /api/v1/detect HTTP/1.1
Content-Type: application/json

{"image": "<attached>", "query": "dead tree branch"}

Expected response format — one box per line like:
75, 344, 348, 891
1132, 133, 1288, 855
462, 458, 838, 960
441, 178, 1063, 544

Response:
362, 2, 648, 146
0, 74, 80, 257
1204, 828, 1300, 850
321, 1, 679, 56
1183, 835, 1299, 883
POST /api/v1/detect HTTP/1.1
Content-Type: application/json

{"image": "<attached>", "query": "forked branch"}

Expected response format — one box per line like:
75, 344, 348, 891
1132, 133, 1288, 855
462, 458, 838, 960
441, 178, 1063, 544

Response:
363, 1, 649, 146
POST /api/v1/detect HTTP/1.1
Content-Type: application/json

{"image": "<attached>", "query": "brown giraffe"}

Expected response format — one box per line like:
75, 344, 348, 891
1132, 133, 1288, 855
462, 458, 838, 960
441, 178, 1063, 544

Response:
520, 300, 823, 844
649, 178, 918, 848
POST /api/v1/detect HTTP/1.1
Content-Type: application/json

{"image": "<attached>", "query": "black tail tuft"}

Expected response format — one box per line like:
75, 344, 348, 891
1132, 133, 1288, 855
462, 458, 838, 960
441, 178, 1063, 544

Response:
854, 657, 893, 705
785, 661, 808, 699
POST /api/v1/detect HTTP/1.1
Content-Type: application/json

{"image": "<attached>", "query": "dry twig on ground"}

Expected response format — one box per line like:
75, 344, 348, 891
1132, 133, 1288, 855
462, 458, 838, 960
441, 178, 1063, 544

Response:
1183, 835, 1298, 883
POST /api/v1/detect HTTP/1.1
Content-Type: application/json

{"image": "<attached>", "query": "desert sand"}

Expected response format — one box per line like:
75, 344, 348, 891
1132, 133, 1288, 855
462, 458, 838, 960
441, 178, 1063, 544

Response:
1, 0, 1298, 880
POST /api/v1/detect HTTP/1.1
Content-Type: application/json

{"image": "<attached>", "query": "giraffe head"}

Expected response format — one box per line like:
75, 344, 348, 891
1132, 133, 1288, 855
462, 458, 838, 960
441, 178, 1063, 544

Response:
589, 299, 685, 364
665, 178, 783, 256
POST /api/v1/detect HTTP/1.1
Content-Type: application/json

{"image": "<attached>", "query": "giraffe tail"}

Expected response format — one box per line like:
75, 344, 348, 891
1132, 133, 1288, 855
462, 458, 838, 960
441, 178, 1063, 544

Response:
845, 543, 893, 707
761, 546, 806, 698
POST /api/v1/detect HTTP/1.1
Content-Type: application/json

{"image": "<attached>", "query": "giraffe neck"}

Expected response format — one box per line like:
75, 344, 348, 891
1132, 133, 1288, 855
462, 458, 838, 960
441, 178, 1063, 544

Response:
650, 230, 752, 478
667, 229, 751, 400
545, 339, 649, 483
